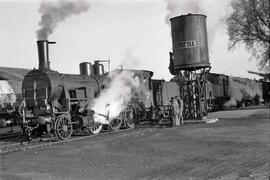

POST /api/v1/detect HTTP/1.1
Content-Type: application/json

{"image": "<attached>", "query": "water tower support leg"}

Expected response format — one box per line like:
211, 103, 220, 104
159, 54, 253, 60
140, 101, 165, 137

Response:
178, 67, 211, 121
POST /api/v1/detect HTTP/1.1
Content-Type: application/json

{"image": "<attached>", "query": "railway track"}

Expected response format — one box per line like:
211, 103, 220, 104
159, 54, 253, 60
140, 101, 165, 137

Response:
0, 119, 171, 155
0, 126, 144, 155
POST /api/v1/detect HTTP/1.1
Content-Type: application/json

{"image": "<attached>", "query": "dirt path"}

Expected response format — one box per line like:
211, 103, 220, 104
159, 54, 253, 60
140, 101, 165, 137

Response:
0, 108, 269, 180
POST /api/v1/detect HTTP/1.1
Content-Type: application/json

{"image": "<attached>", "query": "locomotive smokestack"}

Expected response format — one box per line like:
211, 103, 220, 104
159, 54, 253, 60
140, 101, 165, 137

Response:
37, 40, 55, 71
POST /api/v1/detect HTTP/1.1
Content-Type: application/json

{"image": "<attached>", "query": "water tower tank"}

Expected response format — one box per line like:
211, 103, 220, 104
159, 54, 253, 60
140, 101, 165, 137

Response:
170, 14, 210, 71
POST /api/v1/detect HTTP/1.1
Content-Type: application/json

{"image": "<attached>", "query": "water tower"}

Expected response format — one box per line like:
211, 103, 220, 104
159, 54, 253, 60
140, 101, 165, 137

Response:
169, 14, 211, 120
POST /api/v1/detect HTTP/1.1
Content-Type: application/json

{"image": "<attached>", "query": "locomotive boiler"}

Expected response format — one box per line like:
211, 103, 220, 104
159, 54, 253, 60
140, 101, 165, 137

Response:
21, 40, 107, 141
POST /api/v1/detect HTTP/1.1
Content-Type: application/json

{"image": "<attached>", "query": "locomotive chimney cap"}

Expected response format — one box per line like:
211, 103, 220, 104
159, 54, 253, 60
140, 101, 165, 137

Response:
37, 40, 56, 71
37, 40, 56, 44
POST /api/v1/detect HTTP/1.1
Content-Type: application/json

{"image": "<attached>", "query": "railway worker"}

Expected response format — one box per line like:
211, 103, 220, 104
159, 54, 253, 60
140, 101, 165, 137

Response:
177, 96, 184, 125
170, 97, 180, 127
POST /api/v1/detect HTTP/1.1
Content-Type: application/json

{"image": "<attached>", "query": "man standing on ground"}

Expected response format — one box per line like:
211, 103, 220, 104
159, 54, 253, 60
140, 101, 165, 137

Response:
171, 97, 180, 126
177, 96, 184, 125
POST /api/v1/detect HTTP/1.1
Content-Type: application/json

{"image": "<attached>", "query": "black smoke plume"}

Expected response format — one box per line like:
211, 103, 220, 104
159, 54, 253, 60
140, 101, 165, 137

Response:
36, 0, 90, 40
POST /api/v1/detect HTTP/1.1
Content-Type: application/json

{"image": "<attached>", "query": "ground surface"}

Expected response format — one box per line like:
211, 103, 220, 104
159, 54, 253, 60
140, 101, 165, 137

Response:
0, 108, 269, 180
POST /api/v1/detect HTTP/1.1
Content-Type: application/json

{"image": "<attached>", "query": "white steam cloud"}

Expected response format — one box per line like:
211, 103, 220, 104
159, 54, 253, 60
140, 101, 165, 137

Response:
164, 0, 201, 25
36, 0, 90, 40
120, 48, 141, 69
90, 70, 141, 124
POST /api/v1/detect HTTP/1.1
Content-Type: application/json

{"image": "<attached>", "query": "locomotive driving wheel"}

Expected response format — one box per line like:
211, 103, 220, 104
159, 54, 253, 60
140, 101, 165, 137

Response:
124, 105, 136, 129
109, 118, 122, 131
54, 114, 73, 140
88, 123, 103, 135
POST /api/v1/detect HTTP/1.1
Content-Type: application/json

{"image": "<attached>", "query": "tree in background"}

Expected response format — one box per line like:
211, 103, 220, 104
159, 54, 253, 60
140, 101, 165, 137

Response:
226, 0, 269, 72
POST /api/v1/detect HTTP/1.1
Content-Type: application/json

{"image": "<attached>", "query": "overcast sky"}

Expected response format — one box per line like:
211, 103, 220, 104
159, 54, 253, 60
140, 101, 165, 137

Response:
0, 0, 260, 80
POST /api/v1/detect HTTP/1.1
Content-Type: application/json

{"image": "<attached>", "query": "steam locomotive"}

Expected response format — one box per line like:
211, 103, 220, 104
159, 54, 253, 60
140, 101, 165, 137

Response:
21, 41, 108, 140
